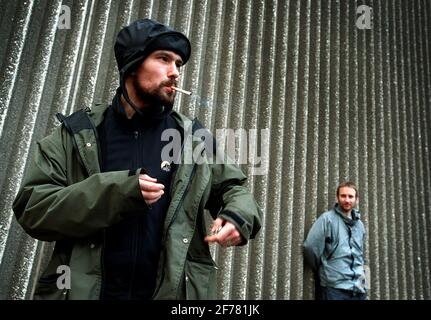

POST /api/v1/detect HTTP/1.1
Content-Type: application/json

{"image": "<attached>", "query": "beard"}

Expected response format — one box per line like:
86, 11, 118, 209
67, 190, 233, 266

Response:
339, 202, 355, 213
132, 75, 176, 109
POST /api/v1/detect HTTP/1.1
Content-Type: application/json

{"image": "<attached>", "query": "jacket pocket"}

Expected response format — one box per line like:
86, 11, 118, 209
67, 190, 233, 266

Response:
184, 256, 218, 300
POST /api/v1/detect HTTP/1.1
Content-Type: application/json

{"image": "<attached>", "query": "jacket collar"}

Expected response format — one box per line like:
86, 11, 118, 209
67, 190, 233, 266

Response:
334, 203, 361, 226
111, 88, 173, 121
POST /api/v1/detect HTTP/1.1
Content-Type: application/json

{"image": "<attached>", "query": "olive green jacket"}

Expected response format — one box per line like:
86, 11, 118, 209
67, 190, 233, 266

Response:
13, 104, 262, 300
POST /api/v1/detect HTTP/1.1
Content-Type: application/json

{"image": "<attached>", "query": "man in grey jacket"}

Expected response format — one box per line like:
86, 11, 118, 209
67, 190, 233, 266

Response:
303, 182, 367, 300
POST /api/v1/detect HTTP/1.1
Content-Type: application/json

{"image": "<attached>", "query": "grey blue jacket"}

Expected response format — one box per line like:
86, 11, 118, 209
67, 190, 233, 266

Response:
13, 104, 262, 300
303, 204, 366, 293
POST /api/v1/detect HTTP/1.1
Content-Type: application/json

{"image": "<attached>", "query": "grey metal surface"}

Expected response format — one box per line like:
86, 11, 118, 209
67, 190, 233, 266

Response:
0, 0, 430, 299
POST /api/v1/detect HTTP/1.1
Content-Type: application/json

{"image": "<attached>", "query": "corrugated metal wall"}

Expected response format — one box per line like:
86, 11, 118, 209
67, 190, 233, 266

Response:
0, 0, 430, 300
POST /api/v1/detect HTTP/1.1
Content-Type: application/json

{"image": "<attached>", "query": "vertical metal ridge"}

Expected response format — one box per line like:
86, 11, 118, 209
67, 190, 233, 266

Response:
348, 2, 359, 185
289, 0, 312, 300
364, 0, 380, 299
46, 0, 91, 128
416, 0, 431, 299
338, 0, 350, 180
374, 0, 390, 299
195, 1, 223, 130
381, 0, 399, 300
271, 0, 292, 300
248, 0, 276, 300
211, 1, 239, 300
409, 0, 431, 298
243, 0, 265, 300
245, 0, 279, 300
228, 0, 253, 300
419, 0, 431, 299
403, 0, 424, 299
0, 0, 64, 301
0, 0, 34, 138
138, 0, 154, 19
278, 0, 302, 299
302, 0, 321, 300
397, 0, 416, 299
156, 0, 174, 23
328, 0, 340, 206
256, 0, 280, 300
0, 0, 62, 264
0, 0, 19, 70
75, 0, 113, 110
356, 0, 371, 295
317, 0, 331, 216
276, 0, 296, 297
327, 0, 341, 206
175, 0, 195, 116
389, 0, 407, 298
7, 232, 38, 299
180, 0, 207, 120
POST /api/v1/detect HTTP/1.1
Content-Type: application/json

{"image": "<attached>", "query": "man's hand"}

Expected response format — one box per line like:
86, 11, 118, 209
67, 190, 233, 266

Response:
204, 217, 243, 247
139, 174, 164, 205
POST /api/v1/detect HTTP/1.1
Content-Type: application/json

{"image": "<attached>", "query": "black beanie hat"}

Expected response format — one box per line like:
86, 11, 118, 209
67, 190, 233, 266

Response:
114, 19, 191, 76
113, 19, 191, 117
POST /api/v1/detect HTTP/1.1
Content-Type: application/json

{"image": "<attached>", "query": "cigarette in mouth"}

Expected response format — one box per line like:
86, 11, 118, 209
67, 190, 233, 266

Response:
172, 86, 192, 96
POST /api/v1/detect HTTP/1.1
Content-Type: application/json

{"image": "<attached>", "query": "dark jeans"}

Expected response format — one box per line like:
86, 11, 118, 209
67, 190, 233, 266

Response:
320, 286, 366, 300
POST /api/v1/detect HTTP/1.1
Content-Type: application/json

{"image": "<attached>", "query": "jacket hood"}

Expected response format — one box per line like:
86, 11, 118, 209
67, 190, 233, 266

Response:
114, 19, 191, 117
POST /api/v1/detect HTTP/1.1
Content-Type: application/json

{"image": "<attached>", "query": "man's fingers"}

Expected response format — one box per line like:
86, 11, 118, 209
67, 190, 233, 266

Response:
139, 179, 165, 192
220, 229, 241, 247
205, 219, 228, 243
139, 174, 165, 205
205, 221, 241, 247
141, 190, 164, 200
222, 235, 241, 247
139, 174, 164, 190
139, 174, 158, 182
146, 195, 162, 205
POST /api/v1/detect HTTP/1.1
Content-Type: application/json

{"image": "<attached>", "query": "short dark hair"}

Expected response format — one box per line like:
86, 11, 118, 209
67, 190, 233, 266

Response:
336, 181, 359, 198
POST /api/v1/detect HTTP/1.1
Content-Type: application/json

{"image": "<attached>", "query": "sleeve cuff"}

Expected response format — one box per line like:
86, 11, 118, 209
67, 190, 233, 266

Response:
219, 210, 248, 246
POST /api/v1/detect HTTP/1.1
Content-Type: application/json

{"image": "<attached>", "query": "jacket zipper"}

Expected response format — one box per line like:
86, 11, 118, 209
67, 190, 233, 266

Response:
152, 119, 199, 298
347, 226, 357, 285
127, 129, 140, 298
152, 163, 197, 298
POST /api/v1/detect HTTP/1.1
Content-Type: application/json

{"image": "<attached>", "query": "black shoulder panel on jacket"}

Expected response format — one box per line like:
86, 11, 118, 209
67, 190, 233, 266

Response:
60, 109, 94, 135
57, 109, 100, 173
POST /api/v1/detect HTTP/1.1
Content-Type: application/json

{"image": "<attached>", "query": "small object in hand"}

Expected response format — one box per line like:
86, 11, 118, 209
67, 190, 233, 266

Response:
212, 225, 222, 235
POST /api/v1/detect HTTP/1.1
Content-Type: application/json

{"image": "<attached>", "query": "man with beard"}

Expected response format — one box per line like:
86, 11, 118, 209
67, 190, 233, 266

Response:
13, 19, 262, 300
303, 182, 367, 300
